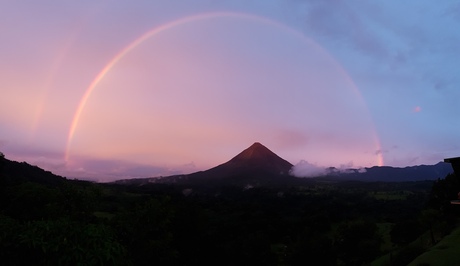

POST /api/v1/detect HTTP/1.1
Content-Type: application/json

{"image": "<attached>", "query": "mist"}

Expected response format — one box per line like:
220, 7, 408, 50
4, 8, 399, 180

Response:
290, 160, 366, 178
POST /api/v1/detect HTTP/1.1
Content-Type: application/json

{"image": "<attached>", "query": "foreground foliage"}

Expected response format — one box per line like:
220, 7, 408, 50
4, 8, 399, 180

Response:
1, 154, 458, 265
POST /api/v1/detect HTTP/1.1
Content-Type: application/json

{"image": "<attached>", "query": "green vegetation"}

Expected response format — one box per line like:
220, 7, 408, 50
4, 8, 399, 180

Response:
1, 154, 459, 265
370, 190, 413, 201
408, 227, 460, 266
371, 173, 460, 266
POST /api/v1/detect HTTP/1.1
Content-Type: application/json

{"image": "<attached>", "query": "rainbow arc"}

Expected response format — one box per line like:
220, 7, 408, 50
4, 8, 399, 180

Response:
65, 11, 384, 166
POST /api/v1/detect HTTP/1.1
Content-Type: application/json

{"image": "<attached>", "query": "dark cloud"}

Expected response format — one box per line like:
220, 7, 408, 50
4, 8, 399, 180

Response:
0, 139, 7, 147
375, 149, 388, 155
2, 145, 65, 159
62, 156, 198, 182
444, 3, 460, 21
273, 129, 309, 149
303, 1, 388, 58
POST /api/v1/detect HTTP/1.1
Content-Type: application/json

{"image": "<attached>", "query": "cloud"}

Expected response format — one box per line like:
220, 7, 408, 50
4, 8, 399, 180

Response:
289, 160, 328, 177
303, 1, 388, 58
0, 139, 7, 147
57, 157, 197, 182
62, 157, 198, 182
1, 145, 67, 172
375, 149, 388, 155
290, 160, 367, 178
272, 129, 309, 149
1, 143, 198, 182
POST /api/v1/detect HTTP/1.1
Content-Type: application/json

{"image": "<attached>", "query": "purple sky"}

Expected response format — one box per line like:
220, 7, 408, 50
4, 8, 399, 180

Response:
1, 1, 459, 181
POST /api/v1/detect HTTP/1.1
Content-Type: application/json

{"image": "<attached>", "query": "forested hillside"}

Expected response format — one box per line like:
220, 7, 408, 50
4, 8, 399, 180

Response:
1, 153, 459, 265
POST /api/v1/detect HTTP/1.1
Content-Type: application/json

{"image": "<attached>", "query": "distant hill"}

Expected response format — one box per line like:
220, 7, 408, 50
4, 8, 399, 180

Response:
323, 162, 453, 182
115, 142, 296, 186
1, 144, 451, 187
114, 143, 454, 186
0, 156, 66, 186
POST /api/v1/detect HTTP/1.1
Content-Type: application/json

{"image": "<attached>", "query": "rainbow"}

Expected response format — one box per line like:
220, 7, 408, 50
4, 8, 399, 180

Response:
30, 5, 105, 142
65, 11, 384, 166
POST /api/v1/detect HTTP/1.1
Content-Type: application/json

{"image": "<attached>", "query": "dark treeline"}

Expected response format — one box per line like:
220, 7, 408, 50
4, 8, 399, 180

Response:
1, 154, 459, 265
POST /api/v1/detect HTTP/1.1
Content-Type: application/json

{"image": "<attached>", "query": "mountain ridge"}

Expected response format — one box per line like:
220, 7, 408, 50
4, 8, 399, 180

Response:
0, 143, 453, 185
114, 143, 453, 185
327, 161, 452, 182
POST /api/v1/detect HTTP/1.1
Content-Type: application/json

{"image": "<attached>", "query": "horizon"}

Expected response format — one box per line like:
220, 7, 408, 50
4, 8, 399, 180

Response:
1, 1, 459, 182
0, 142, 452, 183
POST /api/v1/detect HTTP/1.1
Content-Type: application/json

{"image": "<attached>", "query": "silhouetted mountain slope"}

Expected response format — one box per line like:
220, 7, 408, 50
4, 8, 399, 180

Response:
114, 143, 453, 186
1, 157, 66, 186
325, 162, 452, 182
113, 142, 295, 186
188, 142, 293, 179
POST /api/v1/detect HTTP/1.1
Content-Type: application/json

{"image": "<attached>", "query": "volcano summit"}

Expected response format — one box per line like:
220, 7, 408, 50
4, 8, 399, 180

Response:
198, 142, 292, 176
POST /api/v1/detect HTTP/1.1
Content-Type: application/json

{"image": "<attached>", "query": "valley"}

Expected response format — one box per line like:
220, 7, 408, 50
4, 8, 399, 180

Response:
1, 145, 459, 265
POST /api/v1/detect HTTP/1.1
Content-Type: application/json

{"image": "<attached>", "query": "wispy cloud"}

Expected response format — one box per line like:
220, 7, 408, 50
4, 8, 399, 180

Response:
290, 160, 366, 178
61, 157, 198, 182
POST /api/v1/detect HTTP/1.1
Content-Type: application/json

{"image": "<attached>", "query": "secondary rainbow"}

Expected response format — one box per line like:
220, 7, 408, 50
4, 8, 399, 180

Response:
65, 11, 384, 166
30, 6, 105, 142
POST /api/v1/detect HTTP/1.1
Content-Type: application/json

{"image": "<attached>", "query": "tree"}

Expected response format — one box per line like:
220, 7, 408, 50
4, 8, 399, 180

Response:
391, 220, 422, 246
10, 218, 127, 265
112, 197, 178, 265
0, 152, 6, 209
419, 209, 442, 245
335, 220, 382, 266
0, 152, 4, 182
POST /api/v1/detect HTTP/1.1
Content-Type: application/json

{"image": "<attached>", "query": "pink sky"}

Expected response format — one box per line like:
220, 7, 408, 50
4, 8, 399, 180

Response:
1, 1, 459, 181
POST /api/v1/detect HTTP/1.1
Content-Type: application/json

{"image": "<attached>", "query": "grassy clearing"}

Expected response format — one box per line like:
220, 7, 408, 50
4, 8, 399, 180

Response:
408, 226, 460, 266
371, 229, 437, 266
370, 223, 395, 266
369, 191, 412, 201
377, 222, 394, 252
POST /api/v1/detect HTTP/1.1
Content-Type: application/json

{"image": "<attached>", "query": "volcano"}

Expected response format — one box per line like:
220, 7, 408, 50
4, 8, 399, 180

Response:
188, 142, 293, 180
114, 142, 453, 186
